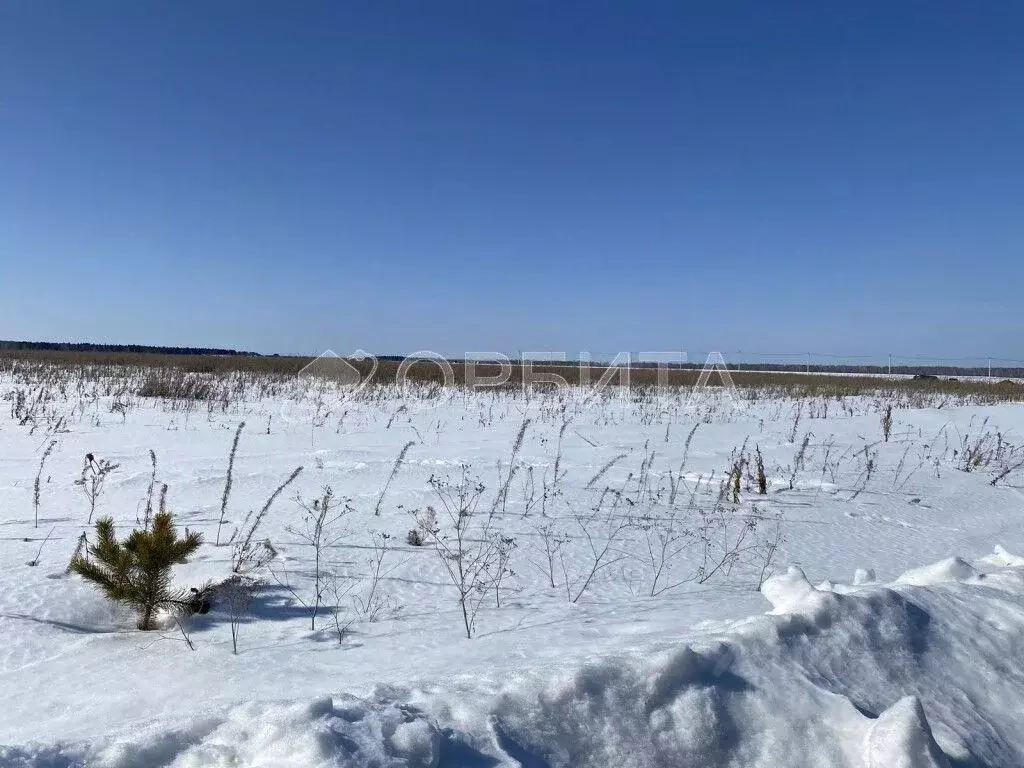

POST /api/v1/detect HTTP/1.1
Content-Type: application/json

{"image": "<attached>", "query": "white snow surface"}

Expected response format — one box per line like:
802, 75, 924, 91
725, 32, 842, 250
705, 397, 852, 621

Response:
1, 374, 1024, 767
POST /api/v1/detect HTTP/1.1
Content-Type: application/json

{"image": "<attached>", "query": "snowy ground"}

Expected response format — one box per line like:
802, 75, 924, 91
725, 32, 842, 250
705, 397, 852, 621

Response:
1, 367, 1023, 766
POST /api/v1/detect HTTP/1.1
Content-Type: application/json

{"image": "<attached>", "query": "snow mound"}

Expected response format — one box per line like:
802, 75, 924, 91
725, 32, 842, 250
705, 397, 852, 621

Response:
977, 544, 1024, 569
853, 567, 876, 585
163, 697, 438, 768
866, 697, 950, 768
6, 554, 1024, 767
489, 555, 1024, 767
1, 696, 441, 768
893, 556, 979, 586
761, 565, 818, 612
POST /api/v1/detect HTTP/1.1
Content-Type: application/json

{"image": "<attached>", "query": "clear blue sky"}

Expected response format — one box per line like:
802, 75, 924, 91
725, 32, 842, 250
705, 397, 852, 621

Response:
1, 2, 1022, 360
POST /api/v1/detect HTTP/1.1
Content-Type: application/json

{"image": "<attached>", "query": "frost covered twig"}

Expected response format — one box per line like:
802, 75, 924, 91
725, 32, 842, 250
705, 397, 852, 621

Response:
216, 421, 246, 545
411, 469, 514, 638
75, 453, 119, 524
375, 441, 415, 516
231, 466, 303, 574
33, 439, 57, 528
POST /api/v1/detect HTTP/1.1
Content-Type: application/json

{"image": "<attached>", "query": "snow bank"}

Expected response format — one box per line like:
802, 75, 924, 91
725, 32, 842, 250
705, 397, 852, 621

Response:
891, 556, 979, 586
5, 547, 1024, 768
492, 548, 1024, 767
0, 696, 442, 768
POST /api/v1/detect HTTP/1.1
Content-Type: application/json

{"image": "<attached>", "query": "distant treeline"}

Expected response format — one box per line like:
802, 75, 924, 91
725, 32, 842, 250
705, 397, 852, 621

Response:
0, 340, 256, 357
631, 361, 1024, 378
1, 342, 1021, 379
456, 359, 1024, 378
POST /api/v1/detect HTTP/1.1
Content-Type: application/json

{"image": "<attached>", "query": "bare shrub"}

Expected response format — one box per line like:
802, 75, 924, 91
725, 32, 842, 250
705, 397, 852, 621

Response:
353, 531, 400, 622
406, 528, 425, 546
756, 512, 785, 590
75, 453, 120, 524
410, 469, 514, 638
326, 573, 356, 644
956, 418, 998, 473
219, 575, 256, 655
559, 483, 633, 603
635, 500, 696, 597
274, 485, 350, 630
530, 522, 570, 589
694, 501, 762, 584
991, 445, 1024, 486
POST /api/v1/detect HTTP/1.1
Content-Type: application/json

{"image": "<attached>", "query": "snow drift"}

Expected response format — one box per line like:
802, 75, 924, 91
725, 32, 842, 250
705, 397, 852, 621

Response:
4, 547, 1024, 768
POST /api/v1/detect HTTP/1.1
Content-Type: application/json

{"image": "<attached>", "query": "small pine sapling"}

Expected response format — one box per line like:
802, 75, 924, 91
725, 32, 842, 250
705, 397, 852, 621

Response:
70, 511, 204, 630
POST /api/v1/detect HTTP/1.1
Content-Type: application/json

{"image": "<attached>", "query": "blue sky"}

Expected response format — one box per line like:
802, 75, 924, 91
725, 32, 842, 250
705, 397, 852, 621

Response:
1, 2, 1022, 360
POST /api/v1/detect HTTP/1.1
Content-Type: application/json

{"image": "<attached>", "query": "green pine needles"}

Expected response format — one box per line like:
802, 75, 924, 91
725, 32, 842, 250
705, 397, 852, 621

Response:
70, 512, 204, 630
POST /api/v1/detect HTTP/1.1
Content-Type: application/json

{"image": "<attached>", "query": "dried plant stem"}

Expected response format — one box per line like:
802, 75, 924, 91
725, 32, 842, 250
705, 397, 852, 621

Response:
143, 449, 158, 529
34, 440, 57, 528
375, 441, 415, 516
216, 421, 246, 545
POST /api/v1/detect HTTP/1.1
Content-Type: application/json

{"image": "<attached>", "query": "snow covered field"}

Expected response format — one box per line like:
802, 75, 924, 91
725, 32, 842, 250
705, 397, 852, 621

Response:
1, 364, 1023, 767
